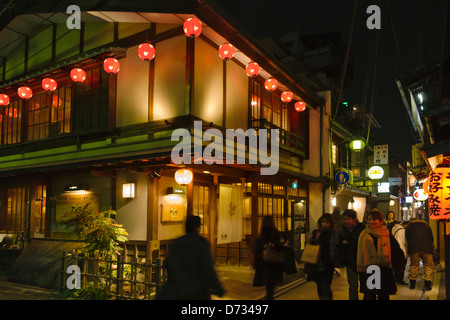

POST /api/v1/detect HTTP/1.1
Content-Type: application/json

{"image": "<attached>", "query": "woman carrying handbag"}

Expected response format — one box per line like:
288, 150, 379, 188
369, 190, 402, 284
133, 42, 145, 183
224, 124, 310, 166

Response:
253, 216, 285, 300
304, 214, 339, 300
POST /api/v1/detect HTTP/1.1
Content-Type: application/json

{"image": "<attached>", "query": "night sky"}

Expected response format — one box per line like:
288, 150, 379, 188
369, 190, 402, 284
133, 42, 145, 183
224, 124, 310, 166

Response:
215, 0, 450, 162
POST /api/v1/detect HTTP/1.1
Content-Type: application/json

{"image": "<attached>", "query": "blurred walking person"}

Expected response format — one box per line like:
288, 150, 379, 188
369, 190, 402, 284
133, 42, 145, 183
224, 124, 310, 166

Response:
338, 209, 365, 300
390, 219, 408, 285
405, 219, 435, 291
253, 215, 285, 300
156, 215, 225, 300
305, 214, 339, 300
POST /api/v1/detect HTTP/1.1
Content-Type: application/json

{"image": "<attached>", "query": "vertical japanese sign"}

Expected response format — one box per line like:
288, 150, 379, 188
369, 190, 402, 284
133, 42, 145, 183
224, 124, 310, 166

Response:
374, 145, 389, 165
427, 167, 450, 220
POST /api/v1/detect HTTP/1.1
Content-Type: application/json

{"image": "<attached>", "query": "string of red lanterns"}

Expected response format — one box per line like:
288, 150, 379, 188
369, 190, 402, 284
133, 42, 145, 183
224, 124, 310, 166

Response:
2, 17, 308, 115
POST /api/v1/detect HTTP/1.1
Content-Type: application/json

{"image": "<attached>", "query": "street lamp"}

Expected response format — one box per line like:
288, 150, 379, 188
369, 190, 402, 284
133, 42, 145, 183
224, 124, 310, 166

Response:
349, 139, 366, 152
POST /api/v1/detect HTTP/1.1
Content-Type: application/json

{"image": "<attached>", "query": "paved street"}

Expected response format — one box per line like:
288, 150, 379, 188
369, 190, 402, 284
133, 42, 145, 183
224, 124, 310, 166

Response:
276, 266, 442, 300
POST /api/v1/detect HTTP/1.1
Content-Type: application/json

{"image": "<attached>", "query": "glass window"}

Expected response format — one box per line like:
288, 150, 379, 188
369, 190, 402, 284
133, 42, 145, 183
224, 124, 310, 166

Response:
26, 85, 72, 141
0, 100, 22, 145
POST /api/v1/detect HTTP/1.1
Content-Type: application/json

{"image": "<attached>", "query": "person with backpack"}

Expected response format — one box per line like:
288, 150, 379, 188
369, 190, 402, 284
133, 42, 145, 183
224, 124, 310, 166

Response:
390, 220, 408, 284
405, 219, 435, 291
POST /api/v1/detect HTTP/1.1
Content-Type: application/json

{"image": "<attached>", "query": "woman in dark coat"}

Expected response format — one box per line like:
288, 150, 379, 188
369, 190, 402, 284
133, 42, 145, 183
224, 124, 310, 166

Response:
305, 214, 339, 300
253, 215, 284, 300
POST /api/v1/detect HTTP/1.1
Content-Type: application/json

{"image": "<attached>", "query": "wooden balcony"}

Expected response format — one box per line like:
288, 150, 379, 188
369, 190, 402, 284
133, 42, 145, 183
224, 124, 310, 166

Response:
250, 118, 306, 159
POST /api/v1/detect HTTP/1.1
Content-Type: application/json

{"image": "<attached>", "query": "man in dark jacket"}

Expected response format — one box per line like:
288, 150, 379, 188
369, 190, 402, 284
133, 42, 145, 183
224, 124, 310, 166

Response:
156, 215, 225, 300
405, 219, 435, 291
338, 209, 365, 300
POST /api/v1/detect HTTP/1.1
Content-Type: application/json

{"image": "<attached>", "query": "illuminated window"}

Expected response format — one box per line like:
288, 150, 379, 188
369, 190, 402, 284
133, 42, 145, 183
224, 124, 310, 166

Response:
332, 144, 338, 164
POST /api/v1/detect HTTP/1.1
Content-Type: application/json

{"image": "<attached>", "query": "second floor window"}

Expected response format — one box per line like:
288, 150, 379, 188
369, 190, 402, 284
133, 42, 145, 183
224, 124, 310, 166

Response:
0, 100, 22, 145
250, 80, 289, 131
26, 85, 72, 141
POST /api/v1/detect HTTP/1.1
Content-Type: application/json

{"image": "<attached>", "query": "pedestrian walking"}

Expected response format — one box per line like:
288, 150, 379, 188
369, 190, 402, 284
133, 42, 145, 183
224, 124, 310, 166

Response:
405, 219, 435, 291
386, 211, 399, 233
390, 220, 408, 284
357, 211, 397, 300
155, 215, 225, 300
332, 207, 344, 232
338, 209, 365, 300
305, 214, 339, 300
253, 215, 285, 300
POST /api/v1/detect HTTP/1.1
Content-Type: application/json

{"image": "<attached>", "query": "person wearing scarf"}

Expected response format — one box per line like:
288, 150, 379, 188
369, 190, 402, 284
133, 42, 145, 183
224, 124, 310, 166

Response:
356, 210, 397, 300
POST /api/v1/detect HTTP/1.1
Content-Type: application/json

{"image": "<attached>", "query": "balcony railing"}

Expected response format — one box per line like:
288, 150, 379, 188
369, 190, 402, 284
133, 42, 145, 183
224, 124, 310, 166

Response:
250, 118, 306, 159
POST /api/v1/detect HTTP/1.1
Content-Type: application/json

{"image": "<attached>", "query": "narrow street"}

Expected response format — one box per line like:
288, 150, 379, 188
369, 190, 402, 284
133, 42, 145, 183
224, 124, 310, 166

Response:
276, 265, 443, 300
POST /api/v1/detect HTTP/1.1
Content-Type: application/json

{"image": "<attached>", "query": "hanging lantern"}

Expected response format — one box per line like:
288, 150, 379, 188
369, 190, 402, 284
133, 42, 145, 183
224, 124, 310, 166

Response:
0, 94, 10, 106
183, 17, 202, 38
42, 78, 57, 92
281, 90, 293, 103
17, 86, 33, 100
245, 62, 260, 77
349, 139, 366, 151
103, 58, 120, 75
264, 78, 278, 92
70, 68, 86, 83
138, 43, 156, 62
413, 188, 428, 201
295, 101, 306, 112
175, 168, 193, 185
427, 166, 450, 220
218, 43, 235, 61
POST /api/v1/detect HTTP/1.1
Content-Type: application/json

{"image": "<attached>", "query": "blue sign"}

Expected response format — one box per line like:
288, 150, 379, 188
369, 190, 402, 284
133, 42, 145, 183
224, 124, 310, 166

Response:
335, 171, 350, 185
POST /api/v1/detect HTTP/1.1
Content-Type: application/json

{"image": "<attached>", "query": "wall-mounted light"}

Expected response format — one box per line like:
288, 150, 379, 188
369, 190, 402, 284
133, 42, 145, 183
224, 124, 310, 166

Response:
122, 183, 135, 199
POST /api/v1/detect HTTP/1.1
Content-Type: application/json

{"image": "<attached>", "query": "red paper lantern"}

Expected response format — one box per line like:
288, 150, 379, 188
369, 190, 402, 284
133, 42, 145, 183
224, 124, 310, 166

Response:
103, 58, 120, 74
427, 167, 450, 220
281, 91, 293, 103
295, 101, 306, 112
246, 62, 260, 77
183, 18, 202, 38
70, 68, 86, 83
218, 43, 235, 61
0, 94, 10, 106
17, 86, 33, 100
138, 43, 156, 62
264, 78, 278, 92
42, 78, 57, 92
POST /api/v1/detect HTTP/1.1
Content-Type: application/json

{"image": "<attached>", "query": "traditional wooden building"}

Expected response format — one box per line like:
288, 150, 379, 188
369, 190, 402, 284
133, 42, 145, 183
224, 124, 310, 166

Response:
0, 0, 332, 282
